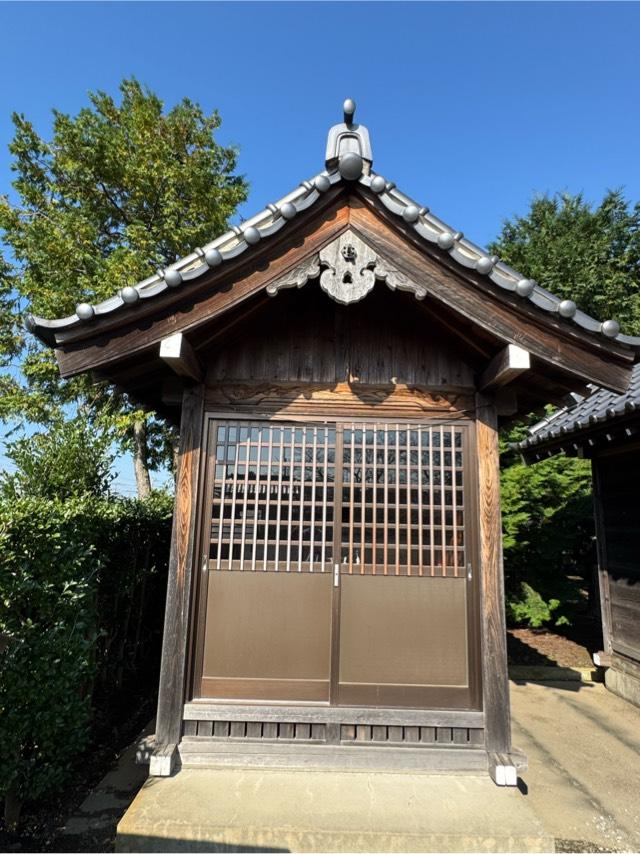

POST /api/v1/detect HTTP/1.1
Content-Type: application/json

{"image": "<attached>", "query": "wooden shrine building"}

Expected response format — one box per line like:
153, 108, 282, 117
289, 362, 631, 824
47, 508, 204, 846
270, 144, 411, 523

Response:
520, 366, 640, 709
29, 101, 640, 785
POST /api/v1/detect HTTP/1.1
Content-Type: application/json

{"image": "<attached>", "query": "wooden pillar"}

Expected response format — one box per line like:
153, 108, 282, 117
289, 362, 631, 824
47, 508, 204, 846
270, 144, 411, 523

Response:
152, 386, 205, 776
475, 393, 516, 784
591, 459, 613, 655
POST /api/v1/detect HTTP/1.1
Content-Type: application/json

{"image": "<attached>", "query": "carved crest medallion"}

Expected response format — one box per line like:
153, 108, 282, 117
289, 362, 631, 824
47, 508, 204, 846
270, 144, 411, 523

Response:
318, 230, 377, 305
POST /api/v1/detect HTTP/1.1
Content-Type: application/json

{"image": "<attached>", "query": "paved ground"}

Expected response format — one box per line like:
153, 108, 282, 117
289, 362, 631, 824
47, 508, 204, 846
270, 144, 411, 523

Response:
61, 678, 640, 852
510, 679, 640, 853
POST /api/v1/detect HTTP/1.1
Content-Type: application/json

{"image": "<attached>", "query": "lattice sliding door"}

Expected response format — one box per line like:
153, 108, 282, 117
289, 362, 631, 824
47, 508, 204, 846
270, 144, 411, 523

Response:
209, 422, 336, 573
340, 424, 466, 577
198, 418, 476, 709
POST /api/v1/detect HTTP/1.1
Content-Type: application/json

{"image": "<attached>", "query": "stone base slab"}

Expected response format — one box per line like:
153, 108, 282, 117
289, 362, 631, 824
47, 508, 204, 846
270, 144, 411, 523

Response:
606, 665, 640, 708
116, 767, 553, 853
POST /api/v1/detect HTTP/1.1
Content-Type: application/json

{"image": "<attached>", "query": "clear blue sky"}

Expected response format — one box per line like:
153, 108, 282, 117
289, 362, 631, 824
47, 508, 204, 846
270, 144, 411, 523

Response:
1, 1, 639, 493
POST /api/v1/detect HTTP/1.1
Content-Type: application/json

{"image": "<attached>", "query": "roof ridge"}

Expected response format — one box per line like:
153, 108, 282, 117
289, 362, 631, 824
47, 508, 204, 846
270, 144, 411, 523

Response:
26, 102, 640, 353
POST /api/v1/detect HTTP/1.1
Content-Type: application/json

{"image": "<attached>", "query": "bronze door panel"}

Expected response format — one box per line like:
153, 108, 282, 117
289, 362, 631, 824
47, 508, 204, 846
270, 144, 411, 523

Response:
201, 571, 332, 702
337, 575, 469, 708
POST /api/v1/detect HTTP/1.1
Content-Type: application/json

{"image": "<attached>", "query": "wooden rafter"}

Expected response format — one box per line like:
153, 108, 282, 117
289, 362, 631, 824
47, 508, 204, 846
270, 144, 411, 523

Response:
479, 344, 531, 392
159, 333, 204, 383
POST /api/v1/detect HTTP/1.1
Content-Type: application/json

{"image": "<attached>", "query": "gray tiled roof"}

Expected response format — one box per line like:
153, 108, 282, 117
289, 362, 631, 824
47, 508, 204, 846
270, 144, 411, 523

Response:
26, 102, 640, 352
520, 363, 640, 451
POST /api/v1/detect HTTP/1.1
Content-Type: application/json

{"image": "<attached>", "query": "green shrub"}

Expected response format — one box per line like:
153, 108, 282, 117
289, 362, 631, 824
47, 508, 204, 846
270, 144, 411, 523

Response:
0, 418, 173, 819
0, 496, 101, 802
506, 582, 569, 628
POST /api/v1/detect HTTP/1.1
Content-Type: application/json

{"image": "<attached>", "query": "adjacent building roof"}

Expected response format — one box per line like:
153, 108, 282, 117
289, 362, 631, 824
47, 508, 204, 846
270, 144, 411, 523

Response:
519, 363, 640, 457
26, 100, 640, 352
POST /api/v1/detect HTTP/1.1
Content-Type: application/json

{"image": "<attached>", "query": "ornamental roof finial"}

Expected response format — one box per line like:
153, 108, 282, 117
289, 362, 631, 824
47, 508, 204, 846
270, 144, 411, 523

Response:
325, 98, 372, 179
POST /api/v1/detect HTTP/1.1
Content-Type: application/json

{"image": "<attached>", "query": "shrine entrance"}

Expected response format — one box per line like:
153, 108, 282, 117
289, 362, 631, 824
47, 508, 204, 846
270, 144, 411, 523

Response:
194, 418, 480, 710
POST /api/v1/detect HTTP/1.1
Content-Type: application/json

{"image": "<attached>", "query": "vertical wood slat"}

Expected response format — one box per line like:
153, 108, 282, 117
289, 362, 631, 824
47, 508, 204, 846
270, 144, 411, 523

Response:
395, 424, 401, 575
155, 387, 204, 750
418, 428, 424, 576
360, 427, 366, 575
296, 723, 311, 741
214, 721, 230, 738
388, 725, 403, 742
262, 426, 274, 572
262, 722, 278, 739
250, 428, 262, 571
286, 428, 295, 571
273, 428, 285, 572
406, 427, 412, 576
420, 726, 436, 744
227, 426, 241, 571
439, 424, 446, 576
451, 425, 458, 577
372, 423, 378, 575
349, 425, 355, 572
429, 426, 435, 576
239, 427, 252, 571
279, 722, 294, 739
309, 427, 318, 572
298, 428, 306, 571
183, 720, 197, 736
476, 393, 512, 755
383, 428, 389, 576
197, 720, 213, 737
230, 721, 246, 738
320, 428, 329, 570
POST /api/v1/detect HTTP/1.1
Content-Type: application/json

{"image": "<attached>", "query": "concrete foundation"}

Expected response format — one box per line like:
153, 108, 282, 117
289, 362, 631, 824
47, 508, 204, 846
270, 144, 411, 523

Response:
116, 767, 552, 853
605, 665, 640, 709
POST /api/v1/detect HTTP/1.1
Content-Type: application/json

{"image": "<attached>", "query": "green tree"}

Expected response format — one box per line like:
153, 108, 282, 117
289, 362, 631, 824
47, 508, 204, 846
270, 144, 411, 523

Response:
0, 78, 248, 494
491, 191, 640, 625
491, 190, 640, 333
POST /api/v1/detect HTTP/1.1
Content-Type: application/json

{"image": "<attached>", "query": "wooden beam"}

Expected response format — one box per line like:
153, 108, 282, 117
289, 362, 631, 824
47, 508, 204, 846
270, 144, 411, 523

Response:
160, 333, 204, 383
153, 386, 205, 775
479, 344, 530, 391
476, 393, 514, 758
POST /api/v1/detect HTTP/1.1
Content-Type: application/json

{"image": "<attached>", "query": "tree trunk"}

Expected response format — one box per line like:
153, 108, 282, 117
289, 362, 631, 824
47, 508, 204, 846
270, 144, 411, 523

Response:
4, 785, 23, 830
133, 419, 152, 499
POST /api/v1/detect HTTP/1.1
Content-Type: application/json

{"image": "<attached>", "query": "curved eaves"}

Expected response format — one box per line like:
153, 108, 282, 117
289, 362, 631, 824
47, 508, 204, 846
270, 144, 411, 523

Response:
27, 165, 640, 352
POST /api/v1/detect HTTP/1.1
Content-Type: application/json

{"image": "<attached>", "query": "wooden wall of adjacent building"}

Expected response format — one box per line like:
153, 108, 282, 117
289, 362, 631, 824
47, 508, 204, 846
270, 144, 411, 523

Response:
594, 446, 640, 680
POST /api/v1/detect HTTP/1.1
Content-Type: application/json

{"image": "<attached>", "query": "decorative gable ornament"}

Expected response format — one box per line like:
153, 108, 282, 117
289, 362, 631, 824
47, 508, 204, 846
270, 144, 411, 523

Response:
267, 229, 427, 304
319, 231, 376, 304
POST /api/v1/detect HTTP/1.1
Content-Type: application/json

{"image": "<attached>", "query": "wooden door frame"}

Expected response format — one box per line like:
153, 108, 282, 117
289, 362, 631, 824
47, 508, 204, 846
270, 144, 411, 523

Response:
186, 408, 483, 713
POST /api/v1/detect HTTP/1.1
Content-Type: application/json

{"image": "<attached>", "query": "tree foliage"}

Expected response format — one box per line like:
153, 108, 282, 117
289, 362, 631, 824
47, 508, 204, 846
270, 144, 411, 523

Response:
490, 190, 640, 333
0, 78, 248, 489
493, 190, 640, 626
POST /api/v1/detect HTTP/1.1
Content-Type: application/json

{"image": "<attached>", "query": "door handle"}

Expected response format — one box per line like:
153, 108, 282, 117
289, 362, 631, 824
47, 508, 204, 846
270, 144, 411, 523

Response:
334, 563, 340, 587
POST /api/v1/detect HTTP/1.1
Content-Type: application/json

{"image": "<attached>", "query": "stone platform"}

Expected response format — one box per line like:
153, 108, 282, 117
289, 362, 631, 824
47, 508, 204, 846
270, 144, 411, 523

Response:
116, 767, 552, 853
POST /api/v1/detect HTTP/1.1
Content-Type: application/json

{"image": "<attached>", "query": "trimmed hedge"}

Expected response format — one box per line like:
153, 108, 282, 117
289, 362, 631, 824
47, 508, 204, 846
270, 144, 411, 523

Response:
0, 491, 172, 811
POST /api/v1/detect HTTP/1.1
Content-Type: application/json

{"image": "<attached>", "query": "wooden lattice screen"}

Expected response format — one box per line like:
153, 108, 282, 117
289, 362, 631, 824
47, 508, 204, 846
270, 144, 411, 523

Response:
209, 421, 466, 578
